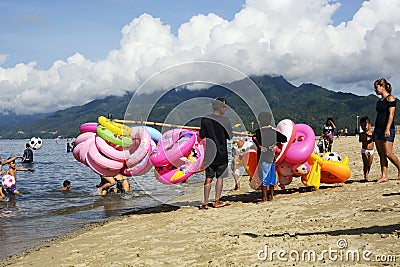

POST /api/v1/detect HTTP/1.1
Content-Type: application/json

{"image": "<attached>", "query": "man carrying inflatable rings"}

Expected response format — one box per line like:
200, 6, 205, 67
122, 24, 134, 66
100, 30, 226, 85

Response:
199, 98, 233, 210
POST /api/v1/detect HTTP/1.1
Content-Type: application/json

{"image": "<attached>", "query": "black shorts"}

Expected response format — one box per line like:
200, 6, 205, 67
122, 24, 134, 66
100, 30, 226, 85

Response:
374, 128, 395, 142
205, 163, 229, 179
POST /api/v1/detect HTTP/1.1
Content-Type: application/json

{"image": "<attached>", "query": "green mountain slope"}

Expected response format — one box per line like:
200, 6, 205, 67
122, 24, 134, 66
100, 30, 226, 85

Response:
0, 75, 387, 139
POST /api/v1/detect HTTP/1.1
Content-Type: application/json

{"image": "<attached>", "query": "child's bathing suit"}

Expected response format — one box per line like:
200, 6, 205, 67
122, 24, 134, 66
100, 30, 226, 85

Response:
361, 148, 374, 157
5, 185, 17, 195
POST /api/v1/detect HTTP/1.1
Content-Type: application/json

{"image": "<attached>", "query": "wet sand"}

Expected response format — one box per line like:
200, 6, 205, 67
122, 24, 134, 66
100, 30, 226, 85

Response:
2, 136, 400, 266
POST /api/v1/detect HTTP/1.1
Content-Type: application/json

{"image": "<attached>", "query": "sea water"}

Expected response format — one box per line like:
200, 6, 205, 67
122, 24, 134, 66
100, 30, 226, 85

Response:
0, 139, 203, 259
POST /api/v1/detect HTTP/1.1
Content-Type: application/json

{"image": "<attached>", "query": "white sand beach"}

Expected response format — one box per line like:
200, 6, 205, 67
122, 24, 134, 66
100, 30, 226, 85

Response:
2, 136, 400, 266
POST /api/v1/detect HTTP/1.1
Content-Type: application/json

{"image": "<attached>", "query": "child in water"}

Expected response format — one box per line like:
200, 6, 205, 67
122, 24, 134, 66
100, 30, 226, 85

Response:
4, 157, 34, 195
359, 116, 374, 180
109, 174, 132, 194
59, 180, 71, 191
1, 156, 23, 200
95, 174, 131, 195
113, 174, 132, 193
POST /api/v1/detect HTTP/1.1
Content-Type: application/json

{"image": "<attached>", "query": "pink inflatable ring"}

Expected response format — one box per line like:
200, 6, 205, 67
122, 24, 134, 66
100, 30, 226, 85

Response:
86, 142, 124, 171
126, 126, 152, 168
75, 132, 96, 146
122, 140, 156, 176
73, 134, 95, 166
95, 135, 130, 162
150, 129, 196, 167
79, 123, 98, 134
155, 146, 204, 184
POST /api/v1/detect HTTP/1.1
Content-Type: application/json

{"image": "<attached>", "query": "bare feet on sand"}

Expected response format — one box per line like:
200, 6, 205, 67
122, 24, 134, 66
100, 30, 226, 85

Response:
214, 201, 230, 208
375, 177, 389, 184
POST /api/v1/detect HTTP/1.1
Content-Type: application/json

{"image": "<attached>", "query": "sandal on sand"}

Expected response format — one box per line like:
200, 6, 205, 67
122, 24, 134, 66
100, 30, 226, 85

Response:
214, 202, 231, 208
199, 204, 209, 210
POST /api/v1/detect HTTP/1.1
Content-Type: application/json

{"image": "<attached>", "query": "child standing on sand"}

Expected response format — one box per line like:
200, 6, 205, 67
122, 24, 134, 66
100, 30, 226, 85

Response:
252, 112, 287, 201
359, 116, 374, 180
317, 136, 324, 154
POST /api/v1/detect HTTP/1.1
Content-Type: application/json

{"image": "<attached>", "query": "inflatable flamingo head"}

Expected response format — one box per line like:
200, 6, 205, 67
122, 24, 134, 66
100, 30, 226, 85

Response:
284, 124, 316, 164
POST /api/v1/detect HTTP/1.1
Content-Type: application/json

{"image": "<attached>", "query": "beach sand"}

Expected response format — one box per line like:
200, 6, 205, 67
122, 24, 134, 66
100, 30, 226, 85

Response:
2, 136, 400, 266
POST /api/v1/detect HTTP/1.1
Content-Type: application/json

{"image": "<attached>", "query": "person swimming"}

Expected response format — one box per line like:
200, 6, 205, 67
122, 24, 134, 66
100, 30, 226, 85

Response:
59, 180, 71, 191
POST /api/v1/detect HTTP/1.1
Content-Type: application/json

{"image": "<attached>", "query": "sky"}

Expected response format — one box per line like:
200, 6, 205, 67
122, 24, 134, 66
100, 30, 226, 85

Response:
0, 0, 399, 115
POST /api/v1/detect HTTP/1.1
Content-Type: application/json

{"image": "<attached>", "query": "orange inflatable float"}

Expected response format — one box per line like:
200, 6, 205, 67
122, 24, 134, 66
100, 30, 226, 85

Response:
306, 153, 351, 184
246, 149, 260, 189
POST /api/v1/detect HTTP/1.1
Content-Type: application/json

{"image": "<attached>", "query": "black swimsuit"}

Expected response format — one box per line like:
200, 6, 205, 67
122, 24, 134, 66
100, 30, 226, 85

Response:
375, 94, 396, 130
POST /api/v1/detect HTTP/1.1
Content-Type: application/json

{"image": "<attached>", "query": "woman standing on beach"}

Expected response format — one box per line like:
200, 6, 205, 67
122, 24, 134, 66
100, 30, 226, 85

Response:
373, 78, 400, 183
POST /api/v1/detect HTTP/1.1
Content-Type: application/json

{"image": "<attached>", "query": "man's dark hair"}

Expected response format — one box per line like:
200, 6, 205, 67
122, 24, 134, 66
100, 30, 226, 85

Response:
212, 97, 227, 111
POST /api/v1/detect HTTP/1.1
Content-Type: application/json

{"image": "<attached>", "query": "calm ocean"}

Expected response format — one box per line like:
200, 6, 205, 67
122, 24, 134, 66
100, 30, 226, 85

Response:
0, 139, 203, 259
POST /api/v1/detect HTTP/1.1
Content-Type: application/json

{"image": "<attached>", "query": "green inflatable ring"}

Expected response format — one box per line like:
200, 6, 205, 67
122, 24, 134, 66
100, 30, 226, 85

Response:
96, 125, 133, 147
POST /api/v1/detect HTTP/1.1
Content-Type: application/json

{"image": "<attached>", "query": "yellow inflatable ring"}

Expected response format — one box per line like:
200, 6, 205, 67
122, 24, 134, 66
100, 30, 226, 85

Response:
98, 116, 132, 136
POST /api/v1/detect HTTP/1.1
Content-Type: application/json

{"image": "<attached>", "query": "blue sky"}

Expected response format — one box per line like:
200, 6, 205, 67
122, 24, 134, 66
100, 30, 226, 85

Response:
1, 0, 363, 69
1, 0, 399, 115
1, 0, 246, 68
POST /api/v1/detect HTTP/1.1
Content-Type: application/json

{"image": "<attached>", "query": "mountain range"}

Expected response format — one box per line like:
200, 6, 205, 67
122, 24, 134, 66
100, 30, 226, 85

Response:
0, 75, 386, 139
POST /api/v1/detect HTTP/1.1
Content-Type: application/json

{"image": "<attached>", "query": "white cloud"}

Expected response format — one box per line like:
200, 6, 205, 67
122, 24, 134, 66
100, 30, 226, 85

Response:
0, 0, 399, 114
